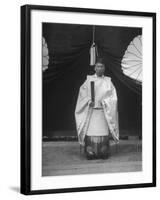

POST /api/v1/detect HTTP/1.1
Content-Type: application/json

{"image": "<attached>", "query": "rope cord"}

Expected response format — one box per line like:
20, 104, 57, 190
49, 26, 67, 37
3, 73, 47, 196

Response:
92, 25, 95, 44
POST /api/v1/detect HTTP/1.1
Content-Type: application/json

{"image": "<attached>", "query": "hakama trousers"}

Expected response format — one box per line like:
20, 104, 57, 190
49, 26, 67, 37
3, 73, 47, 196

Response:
85, 108, 110, 159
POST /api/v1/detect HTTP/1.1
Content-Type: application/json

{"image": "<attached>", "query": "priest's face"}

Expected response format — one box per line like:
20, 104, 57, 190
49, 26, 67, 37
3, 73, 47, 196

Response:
95, 62, 105, 76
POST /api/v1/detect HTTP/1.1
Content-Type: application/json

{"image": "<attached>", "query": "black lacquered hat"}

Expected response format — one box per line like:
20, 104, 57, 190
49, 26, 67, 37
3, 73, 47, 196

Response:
96, 57, 104, 64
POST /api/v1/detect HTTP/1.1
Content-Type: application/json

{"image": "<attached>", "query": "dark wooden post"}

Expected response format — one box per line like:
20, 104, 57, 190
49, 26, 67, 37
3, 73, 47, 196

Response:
91, 81, 95, 103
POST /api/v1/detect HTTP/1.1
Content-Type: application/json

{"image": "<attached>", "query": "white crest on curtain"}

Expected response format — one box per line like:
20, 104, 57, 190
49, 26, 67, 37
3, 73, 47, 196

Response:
121, 35, 142, 83
42, 37, 49, 71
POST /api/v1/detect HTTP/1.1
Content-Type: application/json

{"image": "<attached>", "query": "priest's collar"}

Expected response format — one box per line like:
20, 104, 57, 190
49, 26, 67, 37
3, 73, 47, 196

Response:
94, 73, 105, 78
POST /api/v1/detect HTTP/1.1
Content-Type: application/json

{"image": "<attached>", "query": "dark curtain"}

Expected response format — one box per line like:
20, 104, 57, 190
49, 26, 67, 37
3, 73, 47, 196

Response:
42, 23, 142, 137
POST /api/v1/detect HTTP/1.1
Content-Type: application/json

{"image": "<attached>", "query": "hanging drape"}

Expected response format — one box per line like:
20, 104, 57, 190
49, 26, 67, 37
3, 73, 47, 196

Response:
43, 23, 142, 95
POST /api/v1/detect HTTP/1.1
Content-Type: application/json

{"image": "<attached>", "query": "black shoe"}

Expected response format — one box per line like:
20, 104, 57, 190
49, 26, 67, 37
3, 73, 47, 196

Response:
86, 151, 95, 160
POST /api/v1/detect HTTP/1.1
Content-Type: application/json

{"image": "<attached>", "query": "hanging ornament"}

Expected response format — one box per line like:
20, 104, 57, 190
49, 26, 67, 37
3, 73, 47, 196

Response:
90, 25, 98, 66
90, 42, 96, 66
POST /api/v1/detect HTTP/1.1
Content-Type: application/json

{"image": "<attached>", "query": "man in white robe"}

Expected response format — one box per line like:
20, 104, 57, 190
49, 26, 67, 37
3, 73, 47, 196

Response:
75, 59, 119, 159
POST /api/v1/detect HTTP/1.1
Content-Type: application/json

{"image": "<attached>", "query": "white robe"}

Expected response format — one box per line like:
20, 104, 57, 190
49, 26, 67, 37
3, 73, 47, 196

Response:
86, 108, 109, 136
75, 74, 119, 146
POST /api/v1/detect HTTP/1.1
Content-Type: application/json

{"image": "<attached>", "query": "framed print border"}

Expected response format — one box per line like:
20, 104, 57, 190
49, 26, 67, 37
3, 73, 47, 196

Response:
20, 4, 156, 195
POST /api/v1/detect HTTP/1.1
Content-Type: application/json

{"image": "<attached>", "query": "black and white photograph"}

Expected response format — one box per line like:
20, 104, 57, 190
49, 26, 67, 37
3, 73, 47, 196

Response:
1, 0, 160, 199
20, 5, 156, 195
42, 23, 142, 176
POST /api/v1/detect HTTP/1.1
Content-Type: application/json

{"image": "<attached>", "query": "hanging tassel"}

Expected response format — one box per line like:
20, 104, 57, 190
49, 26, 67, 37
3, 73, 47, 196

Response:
90, 25, 99, 66
90, 42, 96, 66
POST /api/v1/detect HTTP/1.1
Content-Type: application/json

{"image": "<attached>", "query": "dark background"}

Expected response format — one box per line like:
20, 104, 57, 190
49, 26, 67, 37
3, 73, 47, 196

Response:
42, 23, 142, 139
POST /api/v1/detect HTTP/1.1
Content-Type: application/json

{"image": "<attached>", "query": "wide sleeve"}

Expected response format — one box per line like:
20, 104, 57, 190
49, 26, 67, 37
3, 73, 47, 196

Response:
74, 79, 91, 145
101, 80, 119, 142
75, 80, 90, 115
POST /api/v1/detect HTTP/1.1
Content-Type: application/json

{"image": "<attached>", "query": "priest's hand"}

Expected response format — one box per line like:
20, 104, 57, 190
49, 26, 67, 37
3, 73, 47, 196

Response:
88, 101, 95, 107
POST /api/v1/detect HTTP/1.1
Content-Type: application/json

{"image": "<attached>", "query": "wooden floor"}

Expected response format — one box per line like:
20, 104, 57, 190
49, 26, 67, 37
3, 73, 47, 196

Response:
42, 140, 142, 176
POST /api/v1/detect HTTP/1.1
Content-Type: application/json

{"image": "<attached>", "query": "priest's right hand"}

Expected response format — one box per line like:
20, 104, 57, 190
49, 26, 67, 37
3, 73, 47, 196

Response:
88, 101, 95, 107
